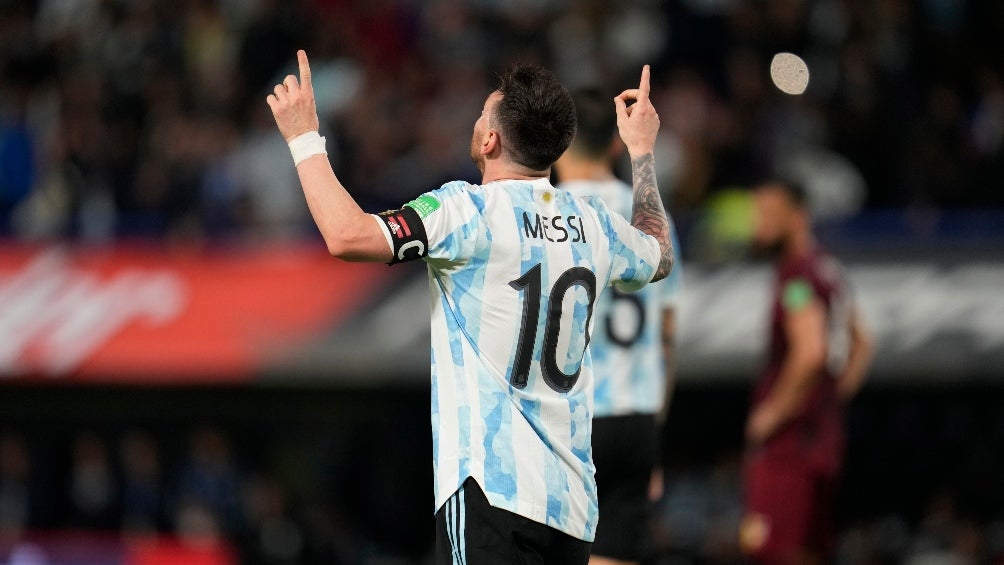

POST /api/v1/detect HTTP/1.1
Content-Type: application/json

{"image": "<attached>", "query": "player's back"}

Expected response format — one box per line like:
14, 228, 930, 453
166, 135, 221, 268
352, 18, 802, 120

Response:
422, 177, 659, 541
558, 179, 682, 417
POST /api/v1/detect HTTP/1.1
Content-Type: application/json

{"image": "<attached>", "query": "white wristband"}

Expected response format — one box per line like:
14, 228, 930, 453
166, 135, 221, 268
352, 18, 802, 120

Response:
288, 131, 327, 166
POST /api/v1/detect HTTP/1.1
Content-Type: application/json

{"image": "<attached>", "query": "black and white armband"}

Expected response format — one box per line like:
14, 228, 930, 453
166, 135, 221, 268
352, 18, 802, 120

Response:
374, 206, 429, 264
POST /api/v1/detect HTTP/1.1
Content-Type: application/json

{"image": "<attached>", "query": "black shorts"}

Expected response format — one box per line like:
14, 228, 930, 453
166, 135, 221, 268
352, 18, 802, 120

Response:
435, 477, 591, 565
591, 413, 660, 561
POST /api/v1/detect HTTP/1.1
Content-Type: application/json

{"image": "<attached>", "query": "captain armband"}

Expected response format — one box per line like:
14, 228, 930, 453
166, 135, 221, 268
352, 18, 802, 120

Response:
376, 206, 429, 265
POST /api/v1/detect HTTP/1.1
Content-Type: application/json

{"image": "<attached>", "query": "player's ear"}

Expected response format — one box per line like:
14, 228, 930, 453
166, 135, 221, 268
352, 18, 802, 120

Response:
483, 129, 501, 157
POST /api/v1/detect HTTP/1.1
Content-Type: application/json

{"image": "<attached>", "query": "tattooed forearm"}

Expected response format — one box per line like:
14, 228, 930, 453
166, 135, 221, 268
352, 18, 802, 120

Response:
630, 153, 674, 282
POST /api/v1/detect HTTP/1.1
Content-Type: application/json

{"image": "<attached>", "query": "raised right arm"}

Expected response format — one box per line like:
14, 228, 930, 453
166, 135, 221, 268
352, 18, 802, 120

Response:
614, 65, 673, 282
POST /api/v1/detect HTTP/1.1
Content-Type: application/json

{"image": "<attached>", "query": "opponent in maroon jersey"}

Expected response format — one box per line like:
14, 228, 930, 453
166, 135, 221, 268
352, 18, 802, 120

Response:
740, 181, 874, 565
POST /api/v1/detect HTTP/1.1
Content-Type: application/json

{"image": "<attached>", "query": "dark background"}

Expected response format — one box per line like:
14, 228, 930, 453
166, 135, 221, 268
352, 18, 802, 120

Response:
4, 382, 1004, 563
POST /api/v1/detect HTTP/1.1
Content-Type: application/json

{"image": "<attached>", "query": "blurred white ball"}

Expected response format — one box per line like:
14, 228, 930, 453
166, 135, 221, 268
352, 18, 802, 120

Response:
770, 53, 810, 95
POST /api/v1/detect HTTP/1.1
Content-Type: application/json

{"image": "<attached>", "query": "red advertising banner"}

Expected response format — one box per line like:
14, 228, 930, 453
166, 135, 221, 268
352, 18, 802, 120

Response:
0, 242, 393, 383
5, 533, 235, 565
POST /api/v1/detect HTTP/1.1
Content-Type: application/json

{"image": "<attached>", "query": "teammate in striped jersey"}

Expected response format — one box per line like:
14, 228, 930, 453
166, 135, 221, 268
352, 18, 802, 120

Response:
556, 89, 684, 565
267, 51, 674, 564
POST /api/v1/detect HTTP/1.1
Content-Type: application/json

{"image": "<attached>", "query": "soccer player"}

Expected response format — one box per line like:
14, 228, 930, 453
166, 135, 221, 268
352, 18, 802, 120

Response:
267, 51, 674, 564
740, 181, 874, 565
554, 89, 683, 565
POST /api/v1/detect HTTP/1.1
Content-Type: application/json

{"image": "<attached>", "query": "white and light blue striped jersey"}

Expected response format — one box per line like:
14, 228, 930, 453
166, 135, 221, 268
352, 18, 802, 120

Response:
559, 179, 683, 418
389, 177, 660, 542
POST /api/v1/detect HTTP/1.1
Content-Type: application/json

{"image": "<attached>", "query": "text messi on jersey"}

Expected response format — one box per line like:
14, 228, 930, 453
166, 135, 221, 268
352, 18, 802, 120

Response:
522, 212, 588, 243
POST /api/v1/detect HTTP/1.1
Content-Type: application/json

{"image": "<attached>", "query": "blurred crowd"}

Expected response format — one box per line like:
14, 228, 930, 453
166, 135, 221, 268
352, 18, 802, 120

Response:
0, 426, 429, 565
3, 430, 1004, 565
0, 0, 1003, 242
5, 386, 1004, 565
0, 429, 301, 564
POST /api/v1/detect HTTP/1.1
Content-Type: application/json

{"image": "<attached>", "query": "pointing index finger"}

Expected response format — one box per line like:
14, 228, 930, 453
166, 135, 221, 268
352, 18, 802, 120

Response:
298, 50, 312, 89
639, 64, 651, 99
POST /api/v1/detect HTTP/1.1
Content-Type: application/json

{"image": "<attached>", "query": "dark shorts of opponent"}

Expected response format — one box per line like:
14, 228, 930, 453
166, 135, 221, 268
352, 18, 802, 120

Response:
742, 450, 838, 564
436, 477, 592, 565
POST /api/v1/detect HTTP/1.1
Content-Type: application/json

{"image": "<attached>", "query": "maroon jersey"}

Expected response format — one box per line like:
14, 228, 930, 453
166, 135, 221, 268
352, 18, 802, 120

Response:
752, 246, 852, 475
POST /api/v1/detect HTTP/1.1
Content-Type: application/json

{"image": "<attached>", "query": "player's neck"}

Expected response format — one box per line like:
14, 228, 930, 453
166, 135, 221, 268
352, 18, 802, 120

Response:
480, 161, 550, 185
783, 229, 815, 260
554, 157, 616, 183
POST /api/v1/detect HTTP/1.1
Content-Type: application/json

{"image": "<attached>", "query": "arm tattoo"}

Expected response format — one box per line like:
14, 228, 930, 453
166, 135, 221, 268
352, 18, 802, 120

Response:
630, 153, 674, 281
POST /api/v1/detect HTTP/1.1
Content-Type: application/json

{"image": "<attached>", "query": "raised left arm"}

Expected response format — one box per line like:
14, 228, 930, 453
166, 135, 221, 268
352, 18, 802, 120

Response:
267, 50, 391, 262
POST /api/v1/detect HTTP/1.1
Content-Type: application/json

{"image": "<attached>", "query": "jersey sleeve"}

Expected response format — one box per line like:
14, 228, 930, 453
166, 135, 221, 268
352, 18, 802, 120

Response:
780, 263, 824, 313
590, 196, 662, 293
374, 181, 482, 268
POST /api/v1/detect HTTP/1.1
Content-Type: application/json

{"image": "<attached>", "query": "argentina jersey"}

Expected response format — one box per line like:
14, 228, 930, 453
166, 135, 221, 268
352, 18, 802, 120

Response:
559, 180, 683, 417
374, 177, 661, 541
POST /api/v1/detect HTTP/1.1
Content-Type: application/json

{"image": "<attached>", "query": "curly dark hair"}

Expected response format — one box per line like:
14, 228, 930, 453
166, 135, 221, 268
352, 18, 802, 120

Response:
493, 65, 577, 171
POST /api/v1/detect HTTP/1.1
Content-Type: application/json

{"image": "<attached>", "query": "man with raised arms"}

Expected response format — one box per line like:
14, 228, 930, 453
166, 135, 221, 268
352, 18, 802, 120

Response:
267, 51, 674, 564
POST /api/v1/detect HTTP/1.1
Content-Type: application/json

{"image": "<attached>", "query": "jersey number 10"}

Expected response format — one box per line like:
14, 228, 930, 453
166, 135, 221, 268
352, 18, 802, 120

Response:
509, 263, 597, 393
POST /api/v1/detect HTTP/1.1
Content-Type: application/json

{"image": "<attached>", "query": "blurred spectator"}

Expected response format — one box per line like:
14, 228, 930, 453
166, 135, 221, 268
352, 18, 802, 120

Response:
652, 456, 744, 563
223, 105, 307, 237
241, 475, 304, 565
0, 434, 34, 532
905, 495, 987, 565
175, 499, 225, 545
177, 428, 243, 535
0, 85, 35, 235
120, 431, 168, 534
66, 433, 117, 529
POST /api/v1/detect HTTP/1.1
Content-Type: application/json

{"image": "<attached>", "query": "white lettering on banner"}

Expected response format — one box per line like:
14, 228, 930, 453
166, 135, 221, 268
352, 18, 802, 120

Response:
849, 265, 942, 353
0, 250, 186, 376
679, 265, 770, 358
943, 265, 1004, 351
851, 264, 1004, 353
677, 263, 1004, 379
